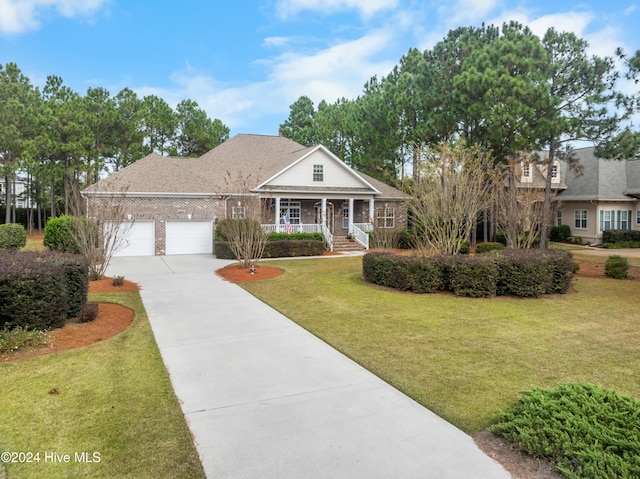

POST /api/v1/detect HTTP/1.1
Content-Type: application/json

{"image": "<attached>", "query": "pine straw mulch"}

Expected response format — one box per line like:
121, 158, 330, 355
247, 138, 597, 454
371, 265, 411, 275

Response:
0, 278, 139, 363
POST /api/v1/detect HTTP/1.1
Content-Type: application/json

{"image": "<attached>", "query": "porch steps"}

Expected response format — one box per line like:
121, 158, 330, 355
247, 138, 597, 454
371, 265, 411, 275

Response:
332, 235, 366, 253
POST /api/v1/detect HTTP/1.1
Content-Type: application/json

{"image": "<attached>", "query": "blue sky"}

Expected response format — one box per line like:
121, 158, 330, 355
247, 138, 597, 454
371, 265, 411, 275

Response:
1, 0, 638, 137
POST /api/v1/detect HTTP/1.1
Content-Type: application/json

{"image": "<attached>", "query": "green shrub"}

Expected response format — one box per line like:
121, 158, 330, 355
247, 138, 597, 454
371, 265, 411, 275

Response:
0, 325, 47, 353
0, 251, 89, 330
603, 241, 640, 249
495, 231, 507, 246
491, 383, 640, 479
458, 240, 470, 254
396, 230, 415, 249
0, 223, 27, 250
550, 224, 572, 242
263, 239, 324, 258
605, 255, 629, 279
43, 215, 80, 253
602, 229, 640, 244
494, 249, 552, 298
77, 302, 99, 323
475, 242, 505, 254
449, 254, 498, 297
266, 232, 324, 241
113, 275, 125, 286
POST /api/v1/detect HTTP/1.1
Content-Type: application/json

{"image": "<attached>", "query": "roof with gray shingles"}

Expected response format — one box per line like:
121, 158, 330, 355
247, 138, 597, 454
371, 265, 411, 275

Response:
557, 147, 640, 201
84, 134, 406, 199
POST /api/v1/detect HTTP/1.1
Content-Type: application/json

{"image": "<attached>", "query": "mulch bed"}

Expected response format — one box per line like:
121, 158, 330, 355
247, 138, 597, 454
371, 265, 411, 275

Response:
0, 278, 139, 363
216, 264, 285, 283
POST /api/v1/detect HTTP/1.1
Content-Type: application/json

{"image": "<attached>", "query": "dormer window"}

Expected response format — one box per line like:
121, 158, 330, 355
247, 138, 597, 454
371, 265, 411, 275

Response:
550, 162, 560, 183
521, 162, 532, 182
313, 164, 324, 182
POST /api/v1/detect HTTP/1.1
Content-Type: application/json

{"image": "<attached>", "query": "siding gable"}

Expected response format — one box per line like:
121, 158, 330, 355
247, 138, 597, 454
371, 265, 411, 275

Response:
262, 147, 378, 191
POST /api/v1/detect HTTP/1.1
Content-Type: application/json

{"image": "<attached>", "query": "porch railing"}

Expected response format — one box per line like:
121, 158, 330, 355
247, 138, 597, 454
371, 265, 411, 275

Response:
351, 223, 372, 250
261, 223, 323, 234
321, 224, 333, 251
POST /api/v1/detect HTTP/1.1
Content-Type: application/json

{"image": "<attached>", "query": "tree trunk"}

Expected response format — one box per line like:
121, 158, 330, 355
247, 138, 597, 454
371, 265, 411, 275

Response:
539, 141, 556, 249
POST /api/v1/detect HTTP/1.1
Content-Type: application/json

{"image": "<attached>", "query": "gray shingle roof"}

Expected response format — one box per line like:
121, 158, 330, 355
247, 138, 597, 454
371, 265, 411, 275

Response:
557, 147, 638, 202
84, 134, 406, 199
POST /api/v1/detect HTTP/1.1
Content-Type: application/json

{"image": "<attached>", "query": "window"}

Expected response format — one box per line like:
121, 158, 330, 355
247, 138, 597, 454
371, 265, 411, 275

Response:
637, 210, 640, 226
280, 201, 301, 225
342, 204, 349, 229
600, 210, 614, 231
313, 164, 324, 182
619, 210, 632, 230
521, 162, 531, 182
574, 209, 587, 229
232, 205, 245, 219
375, 205, 395, 229
556, 210, 563, 227
550, 162, 560, 182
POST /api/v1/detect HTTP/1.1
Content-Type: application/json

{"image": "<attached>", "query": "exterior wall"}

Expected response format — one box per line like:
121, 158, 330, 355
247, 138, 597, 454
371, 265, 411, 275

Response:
88, 195, 226, 255
556, 200, 640, 244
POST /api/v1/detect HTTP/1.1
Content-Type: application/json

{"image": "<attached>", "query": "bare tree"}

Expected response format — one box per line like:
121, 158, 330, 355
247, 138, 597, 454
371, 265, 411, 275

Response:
216, 170, 268, 268
495, 182, 551, 249
406, 141, 497, 256
74, 185, 133, 279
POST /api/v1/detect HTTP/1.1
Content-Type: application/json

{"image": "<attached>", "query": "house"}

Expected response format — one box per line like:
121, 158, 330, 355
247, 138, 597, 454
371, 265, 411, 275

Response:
554, 147, 640, 244
82, 134, 407, 256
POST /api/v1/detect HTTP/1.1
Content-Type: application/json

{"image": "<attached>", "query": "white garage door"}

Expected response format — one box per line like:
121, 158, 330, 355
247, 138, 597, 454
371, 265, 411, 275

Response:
112, 221, 155, 257
166, 220, 213, 255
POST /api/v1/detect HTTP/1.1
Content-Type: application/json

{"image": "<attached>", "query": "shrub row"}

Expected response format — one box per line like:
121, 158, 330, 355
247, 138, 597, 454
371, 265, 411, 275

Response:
214, 239, 325, 259
0, 223, 27, 251
603, 229, 640, 244
266, 232, 323, 242
603, 241, 640, 249
362, 249, 573, 298
490, 383, 640, 479
0, 251, 89, 330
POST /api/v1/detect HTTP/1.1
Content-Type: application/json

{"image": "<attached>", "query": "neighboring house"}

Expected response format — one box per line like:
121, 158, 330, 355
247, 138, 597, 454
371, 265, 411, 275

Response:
82, 134, 407, 256
0, 176, 33, 209
554, 147, 640, 245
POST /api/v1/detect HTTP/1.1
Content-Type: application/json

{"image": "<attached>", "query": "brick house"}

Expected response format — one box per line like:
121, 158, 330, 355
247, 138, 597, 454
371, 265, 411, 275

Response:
82, 134, 407, 256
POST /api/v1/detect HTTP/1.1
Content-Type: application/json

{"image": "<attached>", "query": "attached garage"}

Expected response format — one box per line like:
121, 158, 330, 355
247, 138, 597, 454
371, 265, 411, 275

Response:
166, 220, 213, 255
112, 220, 155, 257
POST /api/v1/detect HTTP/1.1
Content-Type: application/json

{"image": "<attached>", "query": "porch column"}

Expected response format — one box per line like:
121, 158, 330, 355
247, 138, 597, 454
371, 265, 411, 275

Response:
321, 198, 327, 228
274, 197, 281, 231
369, 198, 375, 224
348, 198, 354, 233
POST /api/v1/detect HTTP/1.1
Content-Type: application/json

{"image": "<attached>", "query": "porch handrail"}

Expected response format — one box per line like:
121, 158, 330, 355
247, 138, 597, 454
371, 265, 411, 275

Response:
261, 223, 322, 234
321, 224, 333, 251
351, 223, 371, 250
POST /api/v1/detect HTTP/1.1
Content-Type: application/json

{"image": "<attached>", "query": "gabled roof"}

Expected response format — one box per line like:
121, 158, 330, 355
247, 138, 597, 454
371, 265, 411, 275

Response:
557, 147, 639, 202
83, 134, 406, 199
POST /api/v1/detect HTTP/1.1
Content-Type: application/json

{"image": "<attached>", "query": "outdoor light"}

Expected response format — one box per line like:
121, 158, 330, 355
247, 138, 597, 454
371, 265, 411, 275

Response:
250, 265, 256, 274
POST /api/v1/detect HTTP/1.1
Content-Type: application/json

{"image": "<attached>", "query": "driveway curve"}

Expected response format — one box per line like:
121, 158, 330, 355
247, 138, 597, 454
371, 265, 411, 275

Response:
107, 255, 510, 479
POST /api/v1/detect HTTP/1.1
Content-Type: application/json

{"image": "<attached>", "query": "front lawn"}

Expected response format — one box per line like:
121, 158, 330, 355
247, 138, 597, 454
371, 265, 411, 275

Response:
242, 256, 640, 433
0, 292, 204, 479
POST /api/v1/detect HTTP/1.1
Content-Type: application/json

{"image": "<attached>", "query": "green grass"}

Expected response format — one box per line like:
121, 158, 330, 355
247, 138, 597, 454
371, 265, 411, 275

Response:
22, 233, 46, 252
0, 292, 205, 479
244, 256, 640, 433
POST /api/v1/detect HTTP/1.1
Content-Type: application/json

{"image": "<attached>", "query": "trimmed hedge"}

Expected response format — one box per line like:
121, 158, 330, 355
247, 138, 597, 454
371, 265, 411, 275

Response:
603, 229, 640, 244
475, 242, 505, 254
491, 383, 640, 479
0, 251, 89, 330
605, 255, 629, 279
362, 249, 574, 298
266, 232, 323, 242
215, 239, 325, 259
550, 224, 572, 242
0, 223, 27, 250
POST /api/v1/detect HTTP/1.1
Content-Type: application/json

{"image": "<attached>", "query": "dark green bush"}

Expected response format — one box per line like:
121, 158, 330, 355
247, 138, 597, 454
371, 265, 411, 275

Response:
495, 231, 507, 246
458, 240, 470, 254
494, 249, 552, 298
605, 255, 629, 279
550, 224, 572, 242
214, 241, 235, 259
0, 223, 27, 250
491, 383, 640, 479
43, 215, 80, 253
475, 242, 505, 254
77, 303, 99, 323
602, 229, 640, 244
449, 254, 498, 297
603, 241, 640, 249
397, 230, 415, 249
266, 232, 323, 241
362, 252, 398, 288
263, 239, 324, 258
0, 251, 88, 330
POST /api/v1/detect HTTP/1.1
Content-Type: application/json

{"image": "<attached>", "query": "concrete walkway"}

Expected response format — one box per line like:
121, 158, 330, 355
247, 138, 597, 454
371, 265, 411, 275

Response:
107, 255, 511, 479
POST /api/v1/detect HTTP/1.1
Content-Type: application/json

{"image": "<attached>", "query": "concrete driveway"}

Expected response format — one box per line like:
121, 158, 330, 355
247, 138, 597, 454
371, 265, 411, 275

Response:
107, 255, 511, 479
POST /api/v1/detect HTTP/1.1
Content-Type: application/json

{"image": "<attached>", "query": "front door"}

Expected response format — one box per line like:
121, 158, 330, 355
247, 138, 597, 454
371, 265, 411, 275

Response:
315, 201, 335, 234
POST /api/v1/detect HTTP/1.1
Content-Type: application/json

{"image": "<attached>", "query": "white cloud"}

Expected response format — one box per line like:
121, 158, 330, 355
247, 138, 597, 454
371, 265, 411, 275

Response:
0, 0, 109, 34
276, 0, 399, 18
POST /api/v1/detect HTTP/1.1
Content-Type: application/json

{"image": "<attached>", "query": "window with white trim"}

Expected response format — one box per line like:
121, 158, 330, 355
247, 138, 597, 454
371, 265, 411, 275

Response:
637, 210, 640, 226
574, 209, 587, 229
521, 162, 532, 182
556, 210, 563, 227
550, 162, 560, 183
232, 205, 246, 219
313, 164, 324, 182
279, 200, 301, 224
619, 210, 632, 230
342, 204, 349, 229
375, 205, 395, 228
601, 210, 614, 231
